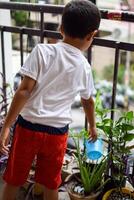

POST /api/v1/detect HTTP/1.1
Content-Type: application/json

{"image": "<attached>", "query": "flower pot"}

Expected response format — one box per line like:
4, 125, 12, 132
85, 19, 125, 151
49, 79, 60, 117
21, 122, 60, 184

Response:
68, 188, 101, 200
33, 183, 44, 195
102, 187, 134, 200
65, 174, 101, 200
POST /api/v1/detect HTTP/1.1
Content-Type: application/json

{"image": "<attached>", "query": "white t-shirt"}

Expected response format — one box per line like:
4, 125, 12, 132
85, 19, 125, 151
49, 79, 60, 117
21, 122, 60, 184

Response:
19, 42, 95, 127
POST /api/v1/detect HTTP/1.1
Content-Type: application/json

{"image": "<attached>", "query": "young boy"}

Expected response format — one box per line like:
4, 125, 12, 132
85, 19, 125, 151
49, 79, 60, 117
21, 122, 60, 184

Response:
0, 0, 101, 200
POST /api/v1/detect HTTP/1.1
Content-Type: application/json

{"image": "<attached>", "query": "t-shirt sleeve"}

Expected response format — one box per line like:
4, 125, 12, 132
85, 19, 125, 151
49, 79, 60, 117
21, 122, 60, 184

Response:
80, 63, 95, 99
19, 45, 39, 81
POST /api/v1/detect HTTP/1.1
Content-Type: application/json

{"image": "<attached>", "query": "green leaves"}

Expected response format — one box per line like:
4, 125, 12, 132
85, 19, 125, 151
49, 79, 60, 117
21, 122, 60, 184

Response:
70, 94, 134, 194
71, 128, 107, 195
95, 94, 134, 188
123, 133, 134, 141
125, 111, 134, 120
80, 166, 91, 193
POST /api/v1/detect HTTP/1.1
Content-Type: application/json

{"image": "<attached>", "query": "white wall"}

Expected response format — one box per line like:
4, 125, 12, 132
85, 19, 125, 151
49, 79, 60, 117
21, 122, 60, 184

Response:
0, 0, 13, 86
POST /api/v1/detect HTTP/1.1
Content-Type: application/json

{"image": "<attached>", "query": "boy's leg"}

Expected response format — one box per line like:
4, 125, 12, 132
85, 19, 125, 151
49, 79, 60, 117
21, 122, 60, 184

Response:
43, 186, 58, 200
2, 125, 40, 199
35, 132, 68, 200
1, 183, 19, 200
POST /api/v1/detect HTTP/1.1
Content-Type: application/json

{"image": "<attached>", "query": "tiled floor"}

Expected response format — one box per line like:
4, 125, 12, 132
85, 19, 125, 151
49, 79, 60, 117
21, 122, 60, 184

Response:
0, 176, 70, 200
0, 176, 4, 200
0, 151, 133, 200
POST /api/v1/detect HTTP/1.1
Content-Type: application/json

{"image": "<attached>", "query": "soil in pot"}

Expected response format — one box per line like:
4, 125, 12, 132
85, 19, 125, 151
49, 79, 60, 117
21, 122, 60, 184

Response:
103, 188, 134, 200
107, 191, 134, 200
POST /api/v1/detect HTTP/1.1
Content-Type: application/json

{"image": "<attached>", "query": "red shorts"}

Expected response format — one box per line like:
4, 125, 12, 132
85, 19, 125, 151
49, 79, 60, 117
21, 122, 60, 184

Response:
3, 116, 68, 190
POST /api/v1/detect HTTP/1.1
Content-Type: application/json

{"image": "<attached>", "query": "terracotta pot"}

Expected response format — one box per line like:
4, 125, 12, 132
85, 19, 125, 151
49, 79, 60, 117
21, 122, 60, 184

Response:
68, 189, 101, 200
33, 183, 44, 195
65, 174, 101, 200
102, 187, 134, 200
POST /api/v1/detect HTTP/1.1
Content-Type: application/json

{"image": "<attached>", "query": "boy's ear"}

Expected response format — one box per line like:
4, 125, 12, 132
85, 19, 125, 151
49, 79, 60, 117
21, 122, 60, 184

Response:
92, 30, 98, 37
87, 30, 98, 41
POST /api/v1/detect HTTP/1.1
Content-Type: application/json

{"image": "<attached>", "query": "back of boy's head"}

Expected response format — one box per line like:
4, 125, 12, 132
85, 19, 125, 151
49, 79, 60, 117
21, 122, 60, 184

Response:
62, 0, 101, 39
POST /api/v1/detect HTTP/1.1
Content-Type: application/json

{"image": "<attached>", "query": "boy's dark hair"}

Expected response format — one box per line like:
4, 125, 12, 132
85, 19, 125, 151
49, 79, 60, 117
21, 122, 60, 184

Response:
62, 0, 101, 38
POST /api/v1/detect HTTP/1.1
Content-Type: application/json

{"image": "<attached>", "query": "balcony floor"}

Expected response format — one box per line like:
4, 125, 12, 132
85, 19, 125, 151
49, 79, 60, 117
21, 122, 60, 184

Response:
0, 176, 70, 200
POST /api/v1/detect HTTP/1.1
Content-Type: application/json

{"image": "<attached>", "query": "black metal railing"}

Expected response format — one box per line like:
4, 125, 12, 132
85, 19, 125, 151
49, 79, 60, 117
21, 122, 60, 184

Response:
0, 1, 134, 119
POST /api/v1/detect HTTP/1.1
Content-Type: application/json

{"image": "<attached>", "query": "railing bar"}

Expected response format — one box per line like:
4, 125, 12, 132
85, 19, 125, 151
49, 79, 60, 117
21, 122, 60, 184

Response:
0, 26, 62, 38
93, 39, 117, 48
1, 2, 134, 22
106, 43, 120, 178
0, 25, 134, 51
93, 38, 134, 51
0, 2, 64, 14
43, 30, 62, 39
117, 42, 134, 51
110, 42, 120, 121
84, 48, 92, 131
1, 30, 6, 79
0, 26, 40, 35
0, 29, 7, 114
40, 11, 44, 43
20, 31, 24, 66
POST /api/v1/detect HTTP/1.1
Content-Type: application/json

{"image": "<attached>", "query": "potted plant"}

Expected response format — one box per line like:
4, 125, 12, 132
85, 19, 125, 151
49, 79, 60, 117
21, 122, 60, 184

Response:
0, 72, 13, 137
65, 129, 109, 200
95, 95, 134, 200
0, 73, 9, 129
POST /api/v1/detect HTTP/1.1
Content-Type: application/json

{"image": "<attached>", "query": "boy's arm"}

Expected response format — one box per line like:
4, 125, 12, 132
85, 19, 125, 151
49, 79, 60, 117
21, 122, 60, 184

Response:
0, 76, 36, 155
81, 96, 97, 141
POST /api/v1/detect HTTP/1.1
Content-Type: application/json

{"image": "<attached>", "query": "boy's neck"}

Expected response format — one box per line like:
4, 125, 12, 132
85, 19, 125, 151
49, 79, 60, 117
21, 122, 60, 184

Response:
63, 36, 86, 51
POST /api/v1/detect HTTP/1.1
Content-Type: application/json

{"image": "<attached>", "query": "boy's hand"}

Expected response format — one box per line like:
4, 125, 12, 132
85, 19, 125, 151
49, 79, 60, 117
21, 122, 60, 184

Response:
89, 127, 97, 142
81, 97, 97, 142
0, 128, 10, 155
